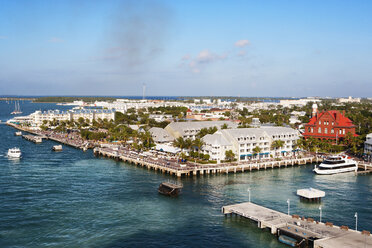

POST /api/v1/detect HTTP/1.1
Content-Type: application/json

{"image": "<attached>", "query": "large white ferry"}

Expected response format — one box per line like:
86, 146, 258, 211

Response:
314, 155, 357, 175
7, 147, 22, 158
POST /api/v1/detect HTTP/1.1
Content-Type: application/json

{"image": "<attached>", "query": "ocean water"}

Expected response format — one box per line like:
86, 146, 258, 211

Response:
0, 101, 372, 248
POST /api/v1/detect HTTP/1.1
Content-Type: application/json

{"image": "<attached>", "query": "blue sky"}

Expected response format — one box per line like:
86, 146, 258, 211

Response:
0, 0, 371, 97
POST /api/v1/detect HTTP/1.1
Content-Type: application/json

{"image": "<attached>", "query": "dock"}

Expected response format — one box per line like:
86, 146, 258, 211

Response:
94, 147, 319, 178
297, 188, 325, 202
222, 202, 372, 248
158, 181, 183, 196
22, 134, 43, 143
7, 123, 91, 150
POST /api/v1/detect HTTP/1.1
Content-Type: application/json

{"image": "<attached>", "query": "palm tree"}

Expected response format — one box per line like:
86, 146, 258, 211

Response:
271, 140, 285, 157
184, 138, 193, 151
193, 138, 205, 152
225, 150, 235, 162
253, 146, 262, 159
173, 137, 186, 151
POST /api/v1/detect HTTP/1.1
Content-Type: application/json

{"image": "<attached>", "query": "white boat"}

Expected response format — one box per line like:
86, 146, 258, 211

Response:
52, 145, 63, 151
15, 131, 22, 136
7, 147, 22, 158
10, 101, 22, 115
314, 155, 357, 175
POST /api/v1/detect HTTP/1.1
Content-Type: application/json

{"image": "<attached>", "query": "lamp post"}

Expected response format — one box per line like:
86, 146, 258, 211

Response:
319, 206, 322, 223
247, 188, 251, 202
355, 212, 358, 231
287, 199, 290, 215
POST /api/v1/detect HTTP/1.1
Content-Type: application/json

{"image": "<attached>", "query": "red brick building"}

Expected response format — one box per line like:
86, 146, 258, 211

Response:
303, 110, 357, 140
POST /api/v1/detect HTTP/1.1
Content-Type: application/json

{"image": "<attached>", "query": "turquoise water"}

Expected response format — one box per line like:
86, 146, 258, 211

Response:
0, 101, 372, 248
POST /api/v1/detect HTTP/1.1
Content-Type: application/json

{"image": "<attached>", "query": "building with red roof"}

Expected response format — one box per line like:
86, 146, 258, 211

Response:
303, 108, 357, 140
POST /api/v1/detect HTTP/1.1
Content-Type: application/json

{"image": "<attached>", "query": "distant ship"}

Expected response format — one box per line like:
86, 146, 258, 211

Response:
11, 101, 22, 115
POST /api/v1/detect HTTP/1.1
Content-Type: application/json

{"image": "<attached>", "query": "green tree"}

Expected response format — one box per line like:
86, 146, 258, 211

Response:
173, 137, 186, 151
253, 146, 262, 158
271, 140, 285, 156
225, 150, 235, 162
192, 138, 205, 152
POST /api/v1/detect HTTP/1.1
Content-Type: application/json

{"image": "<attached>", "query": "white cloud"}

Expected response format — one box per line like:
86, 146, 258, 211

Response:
197, 49, 227, 63
181, 49, 227, 74
48, 37, 64, 43
235, 39, 250, 47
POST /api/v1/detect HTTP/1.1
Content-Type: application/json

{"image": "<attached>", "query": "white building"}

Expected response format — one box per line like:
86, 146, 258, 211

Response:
148, 114, 173, 122
10, 109, 115, 127
338, 96, 361, 103
149, 127, 174, 143
165, 120, 238, 140
364, 133, 372, 155
202, 127, 300, 163
279, 98, 321, 107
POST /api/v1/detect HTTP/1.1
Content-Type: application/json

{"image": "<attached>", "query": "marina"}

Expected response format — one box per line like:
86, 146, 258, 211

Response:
222, 202, 372, 248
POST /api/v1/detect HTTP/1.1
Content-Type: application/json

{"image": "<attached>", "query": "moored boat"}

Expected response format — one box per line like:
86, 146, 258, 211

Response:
15, 131, 22, 136
52, 145, 63, 151
314, 155, 357, 175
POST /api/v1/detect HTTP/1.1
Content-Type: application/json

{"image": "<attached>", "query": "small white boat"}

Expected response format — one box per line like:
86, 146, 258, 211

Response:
314, 155, 357, 175
8, 147, 22, 158
15, 131, 22, 136
52, 145, 63, 151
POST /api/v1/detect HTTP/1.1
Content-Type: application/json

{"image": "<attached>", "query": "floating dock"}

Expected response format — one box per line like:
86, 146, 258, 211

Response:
158, 181, 183, 196
222, 202, 372, 248
22, 134, 43, 144
297, 188, 325, 202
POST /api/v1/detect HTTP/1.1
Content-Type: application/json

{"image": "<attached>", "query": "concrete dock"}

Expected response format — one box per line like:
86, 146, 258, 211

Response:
222, 202, 372, 248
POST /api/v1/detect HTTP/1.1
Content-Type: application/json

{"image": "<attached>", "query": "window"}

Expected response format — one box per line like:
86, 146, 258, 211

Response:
331, 129, 334, 134
319, 121, 321, 125
318, 127, 321, 133
325, 128, 328, 134
343, 129, 345, 134
332, 122, 334, 126
311, 127, 313, 133
324, 121, 326, 125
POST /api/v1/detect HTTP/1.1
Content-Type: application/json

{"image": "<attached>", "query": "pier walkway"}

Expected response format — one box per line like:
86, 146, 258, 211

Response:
94, 147, 319, 177
222, 202, 372, 248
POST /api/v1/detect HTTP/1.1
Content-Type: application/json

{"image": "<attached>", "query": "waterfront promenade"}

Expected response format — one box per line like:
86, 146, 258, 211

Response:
223, 202, 372, 248
94, 146, 319, 177
8, 122, 372, 177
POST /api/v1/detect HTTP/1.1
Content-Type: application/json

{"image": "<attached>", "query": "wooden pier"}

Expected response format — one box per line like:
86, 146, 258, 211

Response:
222, 202, 372, 248
94, 147, 319, 178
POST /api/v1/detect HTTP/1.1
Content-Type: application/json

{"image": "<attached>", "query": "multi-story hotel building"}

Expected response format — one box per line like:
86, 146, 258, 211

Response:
202, 126, 300, 163
10, 109, 116, 127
